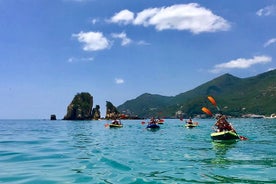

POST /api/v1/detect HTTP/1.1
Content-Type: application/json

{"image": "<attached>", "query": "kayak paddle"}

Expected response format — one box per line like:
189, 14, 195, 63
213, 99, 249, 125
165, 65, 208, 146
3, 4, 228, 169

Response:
208, 96, 221, 111
202, 107, 213, 117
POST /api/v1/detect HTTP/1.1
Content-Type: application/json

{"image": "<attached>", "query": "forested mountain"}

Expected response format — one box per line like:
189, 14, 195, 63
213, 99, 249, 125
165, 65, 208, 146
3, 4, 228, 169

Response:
117, 69, 276, 118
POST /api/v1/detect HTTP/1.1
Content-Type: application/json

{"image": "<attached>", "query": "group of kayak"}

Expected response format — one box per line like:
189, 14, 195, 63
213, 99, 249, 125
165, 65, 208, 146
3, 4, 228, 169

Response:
106, 116, 246, 142
183, 114, 247, 142
146, 117, 199, 130
105, 96, 247, 142
106, 117, 164, 130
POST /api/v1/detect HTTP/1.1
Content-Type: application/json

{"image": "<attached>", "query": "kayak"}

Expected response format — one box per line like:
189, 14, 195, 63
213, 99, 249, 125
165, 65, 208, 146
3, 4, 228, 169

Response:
146, 124, 160, 129
157, 119, 164, 124
211, 131, 240, 142
109, 123, 123, 128
185, 122, 198, 128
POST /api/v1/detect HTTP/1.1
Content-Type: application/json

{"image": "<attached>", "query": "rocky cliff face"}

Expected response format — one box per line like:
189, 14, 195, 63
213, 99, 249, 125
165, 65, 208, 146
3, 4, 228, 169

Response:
50, 114, 57, 120
63, 92, 122, 120
92, 105, 101, 120
105, 101, 120, 119
63, 92, 93, 120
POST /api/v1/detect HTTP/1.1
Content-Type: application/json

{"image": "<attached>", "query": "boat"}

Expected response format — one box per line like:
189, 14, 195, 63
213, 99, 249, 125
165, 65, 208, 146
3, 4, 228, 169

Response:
185, 118, 198, 128
156, 119, 164, 124
146, 123, 160, 130
185, 122, 198, 128
211, 131, 240, 142
108, 120, 123, 128
109, 123, 123, 128
157, 120, 164, 124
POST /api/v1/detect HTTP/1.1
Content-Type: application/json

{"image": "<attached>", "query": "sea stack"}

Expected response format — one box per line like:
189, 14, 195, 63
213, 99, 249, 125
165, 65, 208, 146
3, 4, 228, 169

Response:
105, 101, 120, 119
92, 105, 101, 120
63, 92, 93, 120
50, 114, 57, 120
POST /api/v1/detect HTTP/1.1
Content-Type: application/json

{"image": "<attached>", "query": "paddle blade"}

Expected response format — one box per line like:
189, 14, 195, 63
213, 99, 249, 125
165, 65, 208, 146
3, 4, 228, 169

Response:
141, 121, 146, 125
208, 96, 217, 106
202, 107, 213, 116
104, 124, 109, 127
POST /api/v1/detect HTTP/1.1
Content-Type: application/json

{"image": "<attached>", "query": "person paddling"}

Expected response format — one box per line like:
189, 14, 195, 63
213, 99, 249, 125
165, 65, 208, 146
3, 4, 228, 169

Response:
214, 115, 234, 132
112, 118, 121, 125
186, 117, 193, 125
149, 117, 157, 125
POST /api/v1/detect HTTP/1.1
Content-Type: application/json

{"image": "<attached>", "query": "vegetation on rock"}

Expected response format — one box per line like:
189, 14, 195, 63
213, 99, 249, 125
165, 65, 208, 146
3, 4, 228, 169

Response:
62, 70, 275, 120
63, 92, 93, 120
92, 105, 101, 120
117, 69, 276, 118
105, 101, 120, 119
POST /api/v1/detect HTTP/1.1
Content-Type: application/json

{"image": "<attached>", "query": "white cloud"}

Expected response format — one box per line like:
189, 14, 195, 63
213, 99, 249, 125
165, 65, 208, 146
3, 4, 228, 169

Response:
91, 18, 98, 24
256, 5, 276, 16
109, 3, 230, 34
137, 40, 150, 45
110, 9, 134, 24
111, 32, 132, 46
211, 55, 272, 73
115, 78, 124, 84
133, 8, 160, 26
68, 57, 94, 63
264, 38, 276, 47
73, 31, 111, 51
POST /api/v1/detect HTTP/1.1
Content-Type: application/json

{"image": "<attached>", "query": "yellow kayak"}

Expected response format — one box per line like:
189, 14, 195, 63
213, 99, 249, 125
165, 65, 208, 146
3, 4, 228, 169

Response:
185, 122, 198, 128
211, 131, 239, 142
109, 123, 123, 128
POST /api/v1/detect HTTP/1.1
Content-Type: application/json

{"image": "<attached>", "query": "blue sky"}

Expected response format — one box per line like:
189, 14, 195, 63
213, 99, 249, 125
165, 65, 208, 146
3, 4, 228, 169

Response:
0, 0, 275, 119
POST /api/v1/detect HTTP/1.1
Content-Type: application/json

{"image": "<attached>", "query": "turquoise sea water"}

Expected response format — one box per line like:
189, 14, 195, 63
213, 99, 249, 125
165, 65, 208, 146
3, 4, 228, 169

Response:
0, 118, 275, 184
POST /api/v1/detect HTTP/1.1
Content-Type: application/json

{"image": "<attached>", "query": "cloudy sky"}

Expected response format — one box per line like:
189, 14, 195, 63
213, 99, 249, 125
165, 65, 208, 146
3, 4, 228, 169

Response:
0, 0, 275, 119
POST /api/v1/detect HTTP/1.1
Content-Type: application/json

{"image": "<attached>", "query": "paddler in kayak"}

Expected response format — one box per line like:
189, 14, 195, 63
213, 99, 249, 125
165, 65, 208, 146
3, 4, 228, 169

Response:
111, 118, 122, 125
214, 115, 234, 132
186, 117, 193, 125
148, 117, 158, 125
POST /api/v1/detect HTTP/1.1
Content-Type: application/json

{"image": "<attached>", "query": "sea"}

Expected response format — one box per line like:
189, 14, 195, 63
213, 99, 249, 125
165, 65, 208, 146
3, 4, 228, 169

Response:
0, 118, 275, 184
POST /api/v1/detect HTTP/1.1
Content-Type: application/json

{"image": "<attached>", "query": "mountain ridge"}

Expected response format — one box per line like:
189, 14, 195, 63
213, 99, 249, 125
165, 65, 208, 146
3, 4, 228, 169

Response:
117, 69, 276, 118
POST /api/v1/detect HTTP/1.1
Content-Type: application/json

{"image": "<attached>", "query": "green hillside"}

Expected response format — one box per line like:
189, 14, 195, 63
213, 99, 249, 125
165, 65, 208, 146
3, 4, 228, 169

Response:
117, 69, 276, 118
118, 93, 173, 118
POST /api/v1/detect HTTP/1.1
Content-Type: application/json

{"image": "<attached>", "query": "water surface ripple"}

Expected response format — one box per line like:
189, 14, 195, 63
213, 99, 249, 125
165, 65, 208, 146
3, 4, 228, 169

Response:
0, 119, 275, 183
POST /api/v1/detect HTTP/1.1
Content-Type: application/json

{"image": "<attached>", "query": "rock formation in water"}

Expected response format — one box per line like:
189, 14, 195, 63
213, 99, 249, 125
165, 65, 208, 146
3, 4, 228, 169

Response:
105, 101, 120, 119
91, 105, 101, 120
63, 92, 93, 120
50, 114, 57, 120
63, 92, 126, 120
